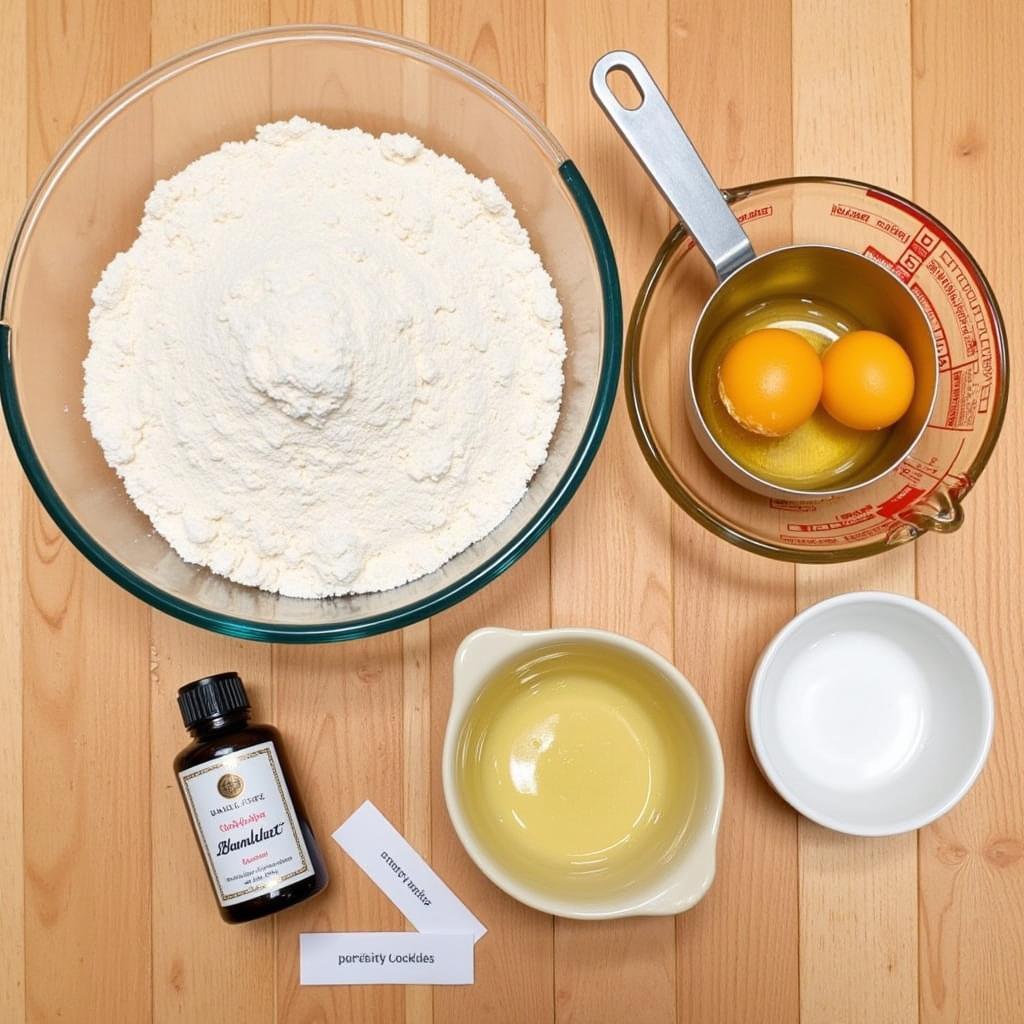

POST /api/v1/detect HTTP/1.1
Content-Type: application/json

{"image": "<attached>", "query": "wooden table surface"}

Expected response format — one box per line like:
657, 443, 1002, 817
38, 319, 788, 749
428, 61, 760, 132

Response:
2, 1, 1022, 1021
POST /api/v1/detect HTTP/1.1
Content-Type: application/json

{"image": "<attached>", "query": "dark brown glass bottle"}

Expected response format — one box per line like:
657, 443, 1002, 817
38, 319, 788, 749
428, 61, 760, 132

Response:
174, 672, 329, 923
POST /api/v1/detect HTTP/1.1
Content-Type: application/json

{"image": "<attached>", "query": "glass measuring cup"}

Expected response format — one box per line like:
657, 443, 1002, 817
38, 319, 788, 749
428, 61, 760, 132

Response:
625, 178, 1007, 561
592, 51, 938, 499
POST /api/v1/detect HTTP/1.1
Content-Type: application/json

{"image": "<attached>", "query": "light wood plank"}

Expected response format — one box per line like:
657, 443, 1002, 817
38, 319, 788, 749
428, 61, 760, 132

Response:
401, 619, 433, 1024
258, 0, 411, 1011
22, 549, 151, 1020
149, 622, 277, 1023
274, 639, 407, 1024
402, 0, 428, 43
271, 0, 402, 24
546, 2, 675, 1021
22, 2, 152, 1021
792, 2, 919, 1022
394, 0, 434, 1007
425, 6, 552, 1022
431, 0, 544, 118
913, 2, 1024, 1021
430, 547, 554, 1024
0, 3, 27, 1021
152, 0, 269, 49
146, 5, 275, 1023
667, 2, 801, 1021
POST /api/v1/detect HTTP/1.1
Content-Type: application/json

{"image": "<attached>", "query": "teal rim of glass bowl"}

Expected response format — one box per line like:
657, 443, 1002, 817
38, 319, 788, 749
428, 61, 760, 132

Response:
0, 26, 622, 643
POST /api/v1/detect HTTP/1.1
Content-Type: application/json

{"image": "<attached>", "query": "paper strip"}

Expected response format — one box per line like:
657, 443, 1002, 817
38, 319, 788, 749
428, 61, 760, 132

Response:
300, 932, 474, 986
333, 800, 486, 942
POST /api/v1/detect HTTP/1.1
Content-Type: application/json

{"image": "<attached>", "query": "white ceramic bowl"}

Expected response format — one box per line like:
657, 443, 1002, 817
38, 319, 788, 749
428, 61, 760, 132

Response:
442, 627, 725, 919
747, 592, 993, 836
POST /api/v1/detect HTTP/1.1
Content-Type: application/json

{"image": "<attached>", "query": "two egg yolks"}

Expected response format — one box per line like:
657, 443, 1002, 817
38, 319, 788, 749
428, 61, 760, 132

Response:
717, 328, 914, 436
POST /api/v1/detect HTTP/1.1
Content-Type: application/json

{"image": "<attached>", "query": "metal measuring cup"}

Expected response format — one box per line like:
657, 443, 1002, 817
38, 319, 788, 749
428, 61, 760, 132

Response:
591, 50, 938, 499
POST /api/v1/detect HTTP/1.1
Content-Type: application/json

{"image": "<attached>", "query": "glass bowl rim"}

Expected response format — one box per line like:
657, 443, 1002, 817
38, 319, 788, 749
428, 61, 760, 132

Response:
0, 25, 622, 642
625, 174, 1009, 565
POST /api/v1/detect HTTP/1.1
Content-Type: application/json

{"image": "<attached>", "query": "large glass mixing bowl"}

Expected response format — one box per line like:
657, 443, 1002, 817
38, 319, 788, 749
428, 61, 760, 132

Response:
0, 26, 620, 642
627, 178, 1007, 562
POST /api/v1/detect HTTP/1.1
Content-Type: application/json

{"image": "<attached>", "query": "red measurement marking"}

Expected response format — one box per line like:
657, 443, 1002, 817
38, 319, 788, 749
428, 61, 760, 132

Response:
867, 190, 1001, 393
889, 223, 941, 283
913, 225, 941, 252
770, 499, 820, 513
786, 521, 847, 533
871, 216, 912, 244
911, 283, 949, 370
863, 245, 909, 280
899, 458, 944, 483
946, 357, 980, 373
877, 486, 925, 519
875, 438, 966, 521
867, 189, 973, 272
738, 205, 773, 224
778, 534, 840, 547
830, 203, 872, 223
843, 522, 890, 542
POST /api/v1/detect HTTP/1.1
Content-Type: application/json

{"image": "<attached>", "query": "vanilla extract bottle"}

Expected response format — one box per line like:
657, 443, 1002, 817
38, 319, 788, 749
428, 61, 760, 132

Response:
174, 672, 329, 923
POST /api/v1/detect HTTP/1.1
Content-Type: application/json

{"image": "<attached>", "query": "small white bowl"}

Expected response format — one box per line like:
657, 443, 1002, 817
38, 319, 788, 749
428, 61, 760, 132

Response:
443, 627, 725, 919
747, 592, 993, 836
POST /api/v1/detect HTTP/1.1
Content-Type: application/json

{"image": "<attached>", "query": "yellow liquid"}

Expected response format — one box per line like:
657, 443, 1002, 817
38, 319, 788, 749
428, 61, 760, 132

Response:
455, 643, 701, 898
697, 296, 891, 489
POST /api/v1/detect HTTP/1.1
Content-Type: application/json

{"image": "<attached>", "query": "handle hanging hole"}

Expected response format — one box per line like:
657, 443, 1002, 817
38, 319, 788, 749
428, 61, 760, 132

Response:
606, 67, 644, 110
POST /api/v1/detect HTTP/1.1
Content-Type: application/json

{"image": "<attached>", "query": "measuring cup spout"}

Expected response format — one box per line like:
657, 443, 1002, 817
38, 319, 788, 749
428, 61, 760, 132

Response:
591, 50, 756, 282
899, 485, 966, 536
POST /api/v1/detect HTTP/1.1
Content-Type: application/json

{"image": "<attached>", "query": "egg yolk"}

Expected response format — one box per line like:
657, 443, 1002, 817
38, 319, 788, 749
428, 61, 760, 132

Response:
717, 328, 824, 437
821, 330, 915, 430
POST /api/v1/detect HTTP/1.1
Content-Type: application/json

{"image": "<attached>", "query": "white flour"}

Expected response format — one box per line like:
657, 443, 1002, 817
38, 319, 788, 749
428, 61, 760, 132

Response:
84, 117, 565, 597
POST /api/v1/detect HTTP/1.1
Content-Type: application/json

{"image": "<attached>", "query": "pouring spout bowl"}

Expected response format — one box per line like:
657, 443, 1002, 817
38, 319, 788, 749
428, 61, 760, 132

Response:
442, 626, 726, 920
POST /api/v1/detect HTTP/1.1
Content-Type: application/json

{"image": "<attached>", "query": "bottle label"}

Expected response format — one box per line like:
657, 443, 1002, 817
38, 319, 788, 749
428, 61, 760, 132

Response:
178, 740, 315, 906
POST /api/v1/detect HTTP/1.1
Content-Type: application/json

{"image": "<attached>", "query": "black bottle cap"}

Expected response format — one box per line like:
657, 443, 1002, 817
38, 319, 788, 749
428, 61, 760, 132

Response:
177, 671, 251, 730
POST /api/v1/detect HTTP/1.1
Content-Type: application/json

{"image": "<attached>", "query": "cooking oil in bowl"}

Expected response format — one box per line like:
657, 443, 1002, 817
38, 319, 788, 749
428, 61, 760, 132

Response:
454, 642, 701, 899
696, 296, 894, 490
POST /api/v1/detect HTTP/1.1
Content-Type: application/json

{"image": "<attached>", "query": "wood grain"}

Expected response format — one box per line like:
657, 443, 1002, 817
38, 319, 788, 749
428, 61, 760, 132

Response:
258, 0, 411, 1013
395, 0, 433, 991
260, 4, 411, 1023
0, 3, 26, 1021
791, 3, 919, 1022
146, 6, 275, 1023
431, 0, 544, 119
427, 4, 553, 1022
913, 2, 1024, 1022
271, 0, 402, 26
274, 639, 407, 1024
152, 0, 270, 48
149, 622, 277, 1024
2, 2, 1022, 1022
430, 548, 554, 1024
22, 2, 152, 1021
546, 3, 675, 1022
401, 618, 433, 1024
668, 3, 801, 1021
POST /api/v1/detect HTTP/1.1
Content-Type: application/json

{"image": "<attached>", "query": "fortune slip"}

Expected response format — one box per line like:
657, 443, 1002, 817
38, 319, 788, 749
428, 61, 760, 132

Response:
300, 933, 474, 986
332, 800, 487, 942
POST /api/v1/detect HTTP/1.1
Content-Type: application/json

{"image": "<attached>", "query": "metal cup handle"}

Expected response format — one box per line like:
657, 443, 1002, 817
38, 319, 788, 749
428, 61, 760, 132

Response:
590, 50, 756, 282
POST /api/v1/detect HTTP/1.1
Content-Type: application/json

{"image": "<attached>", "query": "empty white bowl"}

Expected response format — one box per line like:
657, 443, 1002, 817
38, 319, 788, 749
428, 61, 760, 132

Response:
747, 592, 993, 836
